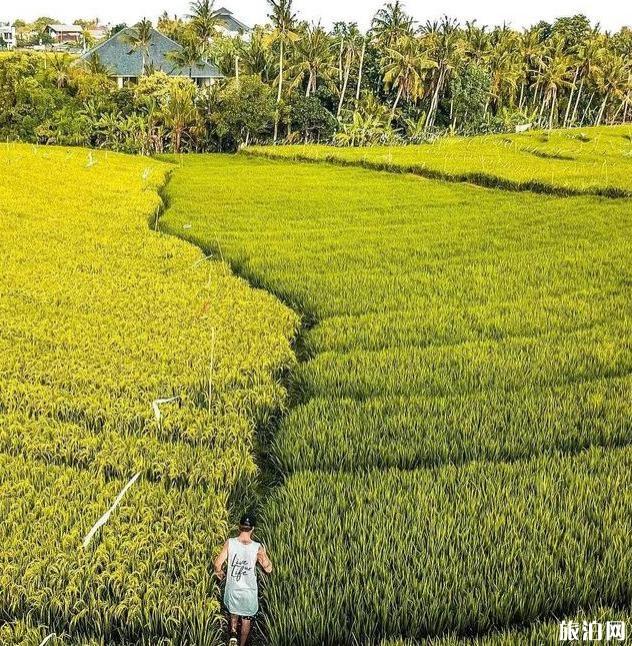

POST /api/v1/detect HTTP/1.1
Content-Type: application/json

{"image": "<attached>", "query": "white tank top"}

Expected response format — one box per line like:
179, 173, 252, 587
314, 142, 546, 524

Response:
226, 537, 260, 593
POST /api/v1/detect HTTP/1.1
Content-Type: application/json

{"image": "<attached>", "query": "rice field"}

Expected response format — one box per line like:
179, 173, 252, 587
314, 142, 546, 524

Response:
0, 144, 297, 643
247, 125, 632, 197
161, 142, 632, 644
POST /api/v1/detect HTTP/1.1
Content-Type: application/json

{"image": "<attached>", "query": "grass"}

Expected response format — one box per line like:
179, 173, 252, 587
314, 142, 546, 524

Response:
0, 144, 297, 643
247, 125, 632, 197
161, 146, 632, 643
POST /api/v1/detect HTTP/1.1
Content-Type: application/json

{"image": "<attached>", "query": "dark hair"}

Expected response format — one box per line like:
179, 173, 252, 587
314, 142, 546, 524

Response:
239, 513, 255, 530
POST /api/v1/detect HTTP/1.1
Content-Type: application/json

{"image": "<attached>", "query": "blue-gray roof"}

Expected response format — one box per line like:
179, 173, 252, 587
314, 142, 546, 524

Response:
80, 27, 223, 79
216, 7, 251, 33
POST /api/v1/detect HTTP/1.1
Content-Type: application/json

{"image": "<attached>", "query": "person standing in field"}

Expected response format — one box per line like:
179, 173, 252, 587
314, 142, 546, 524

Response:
214, 514, 273, 646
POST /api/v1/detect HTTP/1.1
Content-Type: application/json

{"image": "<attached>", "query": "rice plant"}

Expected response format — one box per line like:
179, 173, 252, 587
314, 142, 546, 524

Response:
161, 147, 632, 643
0, 144, 298, 643
246, 125, 632, 197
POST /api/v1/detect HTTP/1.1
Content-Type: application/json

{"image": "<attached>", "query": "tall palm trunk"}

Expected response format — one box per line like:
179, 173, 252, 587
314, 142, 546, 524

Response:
338, 37, 344, 85
548, 89, 557, 130
337, 53, 352, 117
570, 76, 584, 126
595, 91, 609, 125
426, 66, 445, 131
355, 39, 366, 105
274, 41, 284, 143
580, 92, 595, 125
610, 98, 625, 124
390, 84, 404, 122
563, 67, 579, 127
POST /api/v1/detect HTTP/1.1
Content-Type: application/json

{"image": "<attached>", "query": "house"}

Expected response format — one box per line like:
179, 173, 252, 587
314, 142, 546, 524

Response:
0, 22, 16, 50
87, 24, 111, 42
45, 24, 83, 44
215, 7, 251, 36
0, 22, 16, 49
80, 27, 223, 88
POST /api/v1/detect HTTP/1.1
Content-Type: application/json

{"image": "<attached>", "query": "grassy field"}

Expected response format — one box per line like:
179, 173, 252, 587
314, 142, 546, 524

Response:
0, 144, 297, 643
248, 125, 632, 197
161, 146, 632, 644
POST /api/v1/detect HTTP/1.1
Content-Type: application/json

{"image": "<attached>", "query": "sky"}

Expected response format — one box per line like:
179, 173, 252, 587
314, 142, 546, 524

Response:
8, 0, 632, 32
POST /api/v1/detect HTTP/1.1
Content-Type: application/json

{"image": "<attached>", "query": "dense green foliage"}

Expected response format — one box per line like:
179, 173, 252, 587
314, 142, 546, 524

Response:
0, 51, 280, 152
0, 145, 297, 642
161, 145, 632, 643
3, 3, 632, 152
249, 124, 632, 196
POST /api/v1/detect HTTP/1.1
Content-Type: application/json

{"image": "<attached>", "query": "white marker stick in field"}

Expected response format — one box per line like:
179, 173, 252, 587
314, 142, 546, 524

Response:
151, 396, 180, 422
82, 472, 141, 549
39, 635, 56, 646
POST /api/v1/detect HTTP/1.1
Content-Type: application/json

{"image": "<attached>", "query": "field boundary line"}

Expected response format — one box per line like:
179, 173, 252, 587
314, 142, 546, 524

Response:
241, 148, 632, 199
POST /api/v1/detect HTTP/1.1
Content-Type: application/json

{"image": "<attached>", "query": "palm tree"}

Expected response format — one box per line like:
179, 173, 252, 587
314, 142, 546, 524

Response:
463, 21, 491, 65
422, 16, 462, 130
188, 0, 222, 51
167, 40, 205, 78
592, 52, 627, 125
162, 86, 199, 152
332, 23, 363, 117
123, 18, 153, 76
371, 1, 414, 49
382, 35, 436, 121
242, 26, 273, 81
486, 28, 522, 115
50, 54, 71, 89
287, 23, 335, 97
519, 27, 544, 111
532, 45, 573, 128
266, 0, 300, 142
568, 31, 604, 125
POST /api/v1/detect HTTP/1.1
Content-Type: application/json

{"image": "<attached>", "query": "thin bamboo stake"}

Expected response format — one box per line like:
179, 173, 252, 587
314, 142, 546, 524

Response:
209, 327, 216, 415
82, 473, 141, 548
151, 396, 180, 422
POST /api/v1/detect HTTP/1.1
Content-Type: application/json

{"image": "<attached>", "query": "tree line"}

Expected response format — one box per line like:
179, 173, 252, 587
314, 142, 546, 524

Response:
1, 0, 631, 153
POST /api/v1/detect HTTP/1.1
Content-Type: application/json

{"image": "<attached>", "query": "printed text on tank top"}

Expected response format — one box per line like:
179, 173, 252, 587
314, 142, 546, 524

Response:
230, 553, 253, 582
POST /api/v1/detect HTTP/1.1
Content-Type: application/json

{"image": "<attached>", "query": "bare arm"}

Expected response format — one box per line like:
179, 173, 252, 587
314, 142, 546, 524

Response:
214, 540, 229, 580
257, 545, 272, 574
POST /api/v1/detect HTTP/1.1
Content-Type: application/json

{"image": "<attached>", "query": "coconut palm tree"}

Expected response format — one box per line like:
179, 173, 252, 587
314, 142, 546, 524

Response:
463, 21, 491, 65
518, 26, 544, 111
532, 44, 573, 128
287, 23, 335, 97
567, 31, 604, 125
371, 1, 414, 49
332, 23, 363, 117
592, 52, 627, 125
123, 18, 153, 76
266, 0, 300, 142
382, 35, 436, 121
421, 16, 462, 130
486, 28, 522, 115
189, 0, 223, 50
241, 26, 274, 81
167, 40, 206, 78
49, 54, 71, 89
